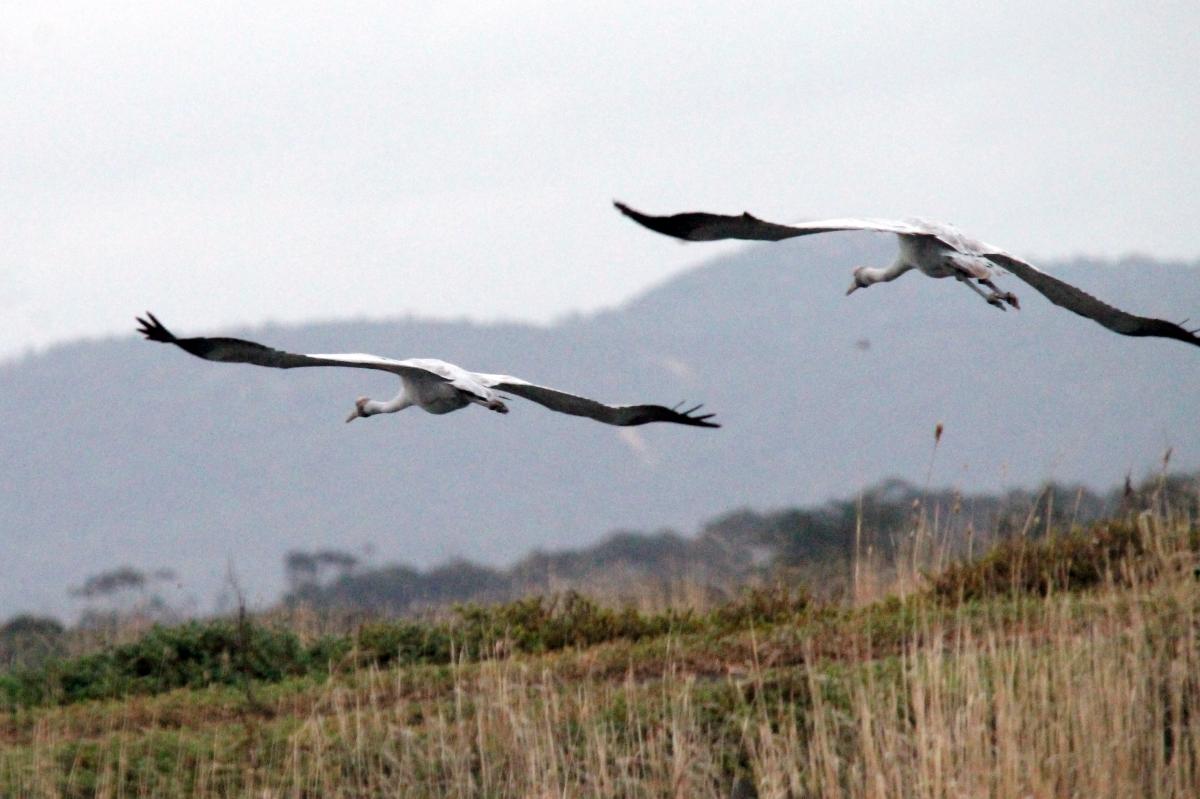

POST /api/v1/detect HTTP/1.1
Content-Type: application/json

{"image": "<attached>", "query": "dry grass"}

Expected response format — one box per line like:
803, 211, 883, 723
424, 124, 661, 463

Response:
1, 511, 1197, 797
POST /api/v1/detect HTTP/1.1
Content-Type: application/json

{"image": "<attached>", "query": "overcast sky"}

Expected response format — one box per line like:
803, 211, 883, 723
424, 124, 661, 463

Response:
3, 1, 1198, 361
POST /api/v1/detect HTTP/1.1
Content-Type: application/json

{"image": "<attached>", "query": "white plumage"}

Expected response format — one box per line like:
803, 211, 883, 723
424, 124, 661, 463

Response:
136, 314, 719, 428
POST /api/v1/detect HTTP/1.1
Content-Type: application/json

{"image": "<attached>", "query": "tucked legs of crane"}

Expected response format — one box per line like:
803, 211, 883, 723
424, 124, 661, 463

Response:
979, 277, 1020, 309
942, 252, 1019, 310
956, 275, 1017, 311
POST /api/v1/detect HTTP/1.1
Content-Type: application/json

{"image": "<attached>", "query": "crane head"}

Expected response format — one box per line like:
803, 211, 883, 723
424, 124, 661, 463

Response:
345, 396, 370, 423
846, 267, 869, 296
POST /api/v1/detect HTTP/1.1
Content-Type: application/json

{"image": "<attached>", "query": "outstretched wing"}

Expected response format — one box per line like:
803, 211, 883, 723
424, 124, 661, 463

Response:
474, 373, 719, 428
135, 312, 454, 380
613, 201, 926, 242
982, 255, 1200, 347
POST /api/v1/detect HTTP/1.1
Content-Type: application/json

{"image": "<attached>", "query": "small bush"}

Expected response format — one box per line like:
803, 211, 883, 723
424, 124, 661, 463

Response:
351, 621, 454, 667
710, 584, 811, 630
1, 620, 310, 708
453, 592, 691, 655
928, 522, 1152, 602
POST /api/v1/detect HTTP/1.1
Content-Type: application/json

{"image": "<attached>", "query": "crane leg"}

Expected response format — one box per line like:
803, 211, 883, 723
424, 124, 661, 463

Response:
978, 277, 1019, 309
956, 275, 1008, 311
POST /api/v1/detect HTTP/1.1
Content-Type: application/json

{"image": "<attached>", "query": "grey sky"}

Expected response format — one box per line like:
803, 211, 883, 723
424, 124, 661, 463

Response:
3, 2, 1198, 361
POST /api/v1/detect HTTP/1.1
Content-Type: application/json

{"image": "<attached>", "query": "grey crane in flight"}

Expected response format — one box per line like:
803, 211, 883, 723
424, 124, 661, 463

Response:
614, 202, 1200, 348
136, 313, 719, 428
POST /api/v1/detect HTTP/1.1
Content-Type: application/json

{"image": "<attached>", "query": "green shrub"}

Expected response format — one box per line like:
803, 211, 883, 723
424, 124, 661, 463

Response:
928, 522, 1152, 602
1, 620, 311, 708
351, 621, 454, 667
710, 584, 811, 630
452, 592, 694, 655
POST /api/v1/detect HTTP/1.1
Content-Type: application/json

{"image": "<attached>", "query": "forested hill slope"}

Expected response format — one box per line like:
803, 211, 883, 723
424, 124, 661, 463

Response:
2, 234, 1198, 615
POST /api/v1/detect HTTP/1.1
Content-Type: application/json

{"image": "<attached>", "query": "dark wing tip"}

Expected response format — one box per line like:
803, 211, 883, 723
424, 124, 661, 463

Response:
612, 200, 667, 225
135, 311, 175, 343
1139, 318, 1200, 348
667, 401, 720, 428
611, 201, 715, 241
612, 199, 641, 220
619, 401, 720, 428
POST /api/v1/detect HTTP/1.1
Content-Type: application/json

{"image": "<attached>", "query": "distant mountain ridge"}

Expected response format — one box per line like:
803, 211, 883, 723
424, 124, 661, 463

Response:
2, 236, 1198, 615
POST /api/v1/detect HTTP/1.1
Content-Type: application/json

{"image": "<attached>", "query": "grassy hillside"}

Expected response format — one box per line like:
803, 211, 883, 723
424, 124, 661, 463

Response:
1, 499, 1197, 797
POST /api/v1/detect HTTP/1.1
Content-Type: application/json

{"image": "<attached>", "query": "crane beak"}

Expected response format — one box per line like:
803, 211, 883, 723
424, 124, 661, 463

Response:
345, 408, 360, 423
845, 281, 861, 296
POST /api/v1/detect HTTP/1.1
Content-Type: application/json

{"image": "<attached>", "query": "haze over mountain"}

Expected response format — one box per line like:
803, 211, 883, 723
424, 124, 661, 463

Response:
3, 236, 1198, 616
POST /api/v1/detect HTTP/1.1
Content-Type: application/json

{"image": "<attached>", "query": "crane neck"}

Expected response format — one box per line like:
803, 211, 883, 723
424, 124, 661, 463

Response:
365, 391, 412, 416
860, 259, 912, 285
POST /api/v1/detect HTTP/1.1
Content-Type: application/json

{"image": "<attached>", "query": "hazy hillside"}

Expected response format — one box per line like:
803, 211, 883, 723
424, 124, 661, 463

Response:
282, 475, 1157, 614
2, 235, 1198, 615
